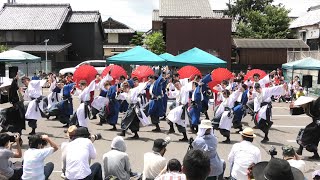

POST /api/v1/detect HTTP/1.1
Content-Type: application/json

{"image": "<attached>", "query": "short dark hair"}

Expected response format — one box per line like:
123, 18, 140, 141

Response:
173, 80, 180, 84
79, 80, 87, 87
173, 73, 179, 78
253, 73, 260, 78
21, 76, 30, 82
221, 80, 228, 86
132, 77, 139, 82
120, 75, 126, 80
0, 133, 11, 147
28, 134, 43, 149
242, 136, 254, 142
183, 149, 210, 180
148, 75, 155, 79
167, 159, 182, 172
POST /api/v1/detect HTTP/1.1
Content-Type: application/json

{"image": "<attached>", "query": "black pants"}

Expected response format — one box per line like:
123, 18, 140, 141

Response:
65, 162, 102, 180
167, 120, 186, 133
27, 119, 37, 129
9, 168, 23, 180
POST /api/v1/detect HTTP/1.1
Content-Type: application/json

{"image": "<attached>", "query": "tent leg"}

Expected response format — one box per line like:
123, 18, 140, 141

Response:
26, 62, 28, 77
291, 69, 294, 80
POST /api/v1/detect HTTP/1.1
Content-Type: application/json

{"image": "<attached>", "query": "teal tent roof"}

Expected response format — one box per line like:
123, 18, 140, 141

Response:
159, 53, 175, 60
107, 46, 166, 65
0, 50, 41, 62
166, 47, 227, 67
282, 57, 320, 70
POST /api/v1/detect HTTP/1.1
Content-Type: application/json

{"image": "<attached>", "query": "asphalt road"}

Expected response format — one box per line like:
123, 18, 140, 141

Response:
2, 88, 319, 180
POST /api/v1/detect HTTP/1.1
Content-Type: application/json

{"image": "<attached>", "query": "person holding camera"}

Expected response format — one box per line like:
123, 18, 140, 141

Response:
155, 159, 186, 180
228, 127, 261, 180
143, 138, 170, 180
22, 134, 58, 180
192, 120, 225, 180
0, 133, 22, 180
61, 125, 77, 179
282, 145, 306, 173
64, 127, 102, 180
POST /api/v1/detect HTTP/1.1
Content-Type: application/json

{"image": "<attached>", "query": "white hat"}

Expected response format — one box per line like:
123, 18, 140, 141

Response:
199, 120, 213, 129
240, 127, 256, 138
294, 96, 314, 106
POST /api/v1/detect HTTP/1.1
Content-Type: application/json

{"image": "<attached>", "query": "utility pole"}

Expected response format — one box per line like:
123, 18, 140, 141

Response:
44, 39, 49, 73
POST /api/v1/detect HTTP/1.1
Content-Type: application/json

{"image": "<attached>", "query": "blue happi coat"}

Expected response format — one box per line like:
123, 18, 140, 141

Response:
161, 79, 168, 117
107, 85, 120, 125
233, 89, 249, 123
59, 83, 75, 116
148, 75, 165, 117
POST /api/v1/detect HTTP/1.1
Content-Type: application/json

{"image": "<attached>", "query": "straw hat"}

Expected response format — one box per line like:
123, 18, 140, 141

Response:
199, 120, 213, 129
240, 127, 256, 138
294, 96, 314, 106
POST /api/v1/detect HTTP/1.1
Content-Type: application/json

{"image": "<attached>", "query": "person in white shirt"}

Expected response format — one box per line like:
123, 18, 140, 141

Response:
64, 127, 102, 180
228, 127, 261, 180
282, 145, 306, 173
143, 138, 170, 180
22, 134, 58, 180
155, 159, 186, 180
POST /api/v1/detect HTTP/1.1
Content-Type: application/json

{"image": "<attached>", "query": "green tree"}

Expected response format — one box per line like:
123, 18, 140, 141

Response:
130, 32, 144, 46
145, 32, 166, 55
0, 45, 8, 53
236, 5, 291, 38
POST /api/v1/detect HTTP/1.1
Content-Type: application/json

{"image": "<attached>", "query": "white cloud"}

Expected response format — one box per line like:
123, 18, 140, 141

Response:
0, 0, 318, 31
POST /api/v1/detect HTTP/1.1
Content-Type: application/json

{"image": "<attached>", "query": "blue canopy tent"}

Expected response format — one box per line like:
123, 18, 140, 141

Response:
107, 46, 166, 65
0, 50, 41, 76
166, 47, 227, 67
282, 57, 320, 70
159, 53, 175, 61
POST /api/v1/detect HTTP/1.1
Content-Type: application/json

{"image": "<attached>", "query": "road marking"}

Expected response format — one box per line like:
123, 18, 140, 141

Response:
273, 125, 304, 128
286, 140, 296, 143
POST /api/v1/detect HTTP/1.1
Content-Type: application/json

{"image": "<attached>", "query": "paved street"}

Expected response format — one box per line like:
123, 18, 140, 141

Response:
2, 88, 319, 179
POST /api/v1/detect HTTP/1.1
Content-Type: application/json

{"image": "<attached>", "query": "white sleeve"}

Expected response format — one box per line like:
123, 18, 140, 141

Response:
228, 145, 236, 165
89, 142, 97, 160
264, 85, 285, 97
259, 75, 271, 88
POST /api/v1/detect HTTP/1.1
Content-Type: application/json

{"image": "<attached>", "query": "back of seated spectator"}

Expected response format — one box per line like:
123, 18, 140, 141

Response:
182, 149, 210, 180
0, 133, 22, 180
282, 145, 306, 173
103, 136, 131, 180
61, 125, 77, 179
156, 158, 186, 180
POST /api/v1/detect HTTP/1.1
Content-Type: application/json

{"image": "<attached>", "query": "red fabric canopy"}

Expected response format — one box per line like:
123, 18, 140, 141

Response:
73, 65, 98, 88
178, 65, 202, 80
244, 69, 267, 80
101, 65, 127, 84
132, 65, 154, 82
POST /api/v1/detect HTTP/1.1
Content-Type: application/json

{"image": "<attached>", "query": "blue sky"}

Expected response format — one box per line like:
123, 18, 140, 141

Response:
0, 0, 319, 31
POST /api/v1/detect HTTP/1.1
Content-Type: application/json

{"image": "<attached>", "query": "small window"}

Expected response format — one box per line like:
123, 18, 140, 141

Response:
90, 62, 106, 67
108, 33, 119, 43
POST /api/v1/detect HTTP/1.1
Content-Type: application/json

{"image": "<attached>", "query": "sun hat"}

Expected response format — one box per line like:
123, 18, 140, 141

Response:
199, 120, 213, 129
252, 158, 304, 180
239, 127, 256, 138
294, 96, 314, 106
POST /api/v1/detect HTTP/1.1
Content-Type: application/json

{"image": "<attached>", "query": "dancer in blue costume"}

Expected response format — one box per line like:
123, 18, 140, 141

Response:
232, 84, 249, 133
147, 74, 165, 132
105, 84, 120, 130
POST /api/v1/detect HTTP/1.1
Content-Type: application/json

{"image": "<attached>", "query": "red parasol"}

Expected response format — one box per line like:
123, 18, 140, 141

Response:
132, 65, 154, 82
73, 65, 98, 88
208, 81, 219, 93
101, 65, 127, 84
178, 65, 202, 80
211, 68, 233, 84
244, 69, 267, 80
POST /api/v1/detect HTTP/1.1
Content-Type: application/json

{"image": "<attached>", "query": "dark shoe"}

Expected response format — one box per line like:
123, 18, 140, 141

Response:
62, 124, 69, 128
166, 129, 175, 134
253, 125, 259, 129
179, 137, 188, 142
296, 149, 303, 156
268, 121, 274, 128
261, 137, 269, 143
118, 131, 125, 137
308, 155, 320, 160
96, 122, 103, 126
221, 139, 231, 144
91, 116, 97, 120
160, 116, 166, 121
29, 131, 35, 135
109, 126, 117, 131
130, 134, 139, 139
152, 128, 161, 132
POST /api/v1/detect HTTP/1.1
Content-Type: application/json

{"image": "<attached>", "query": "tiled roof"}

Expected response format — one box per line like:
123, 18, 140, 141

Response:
104, 29, 135, 33
290, 7, 320, 28
233, 39, 309, 49
0, 3, 70, 30
159, 0, 214, 18
153, 10, 162, 22
66, 11, 100, 23
12, 43, 72, 52
103, 45, 134, 49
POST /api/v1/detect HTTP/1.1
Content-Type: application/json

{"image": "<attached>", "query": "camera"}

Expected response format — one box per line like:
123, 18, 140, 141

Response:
188, 137, 194, 151
9, 135, 17, 142
269, 146, 277, 157
91, 133, 102, 141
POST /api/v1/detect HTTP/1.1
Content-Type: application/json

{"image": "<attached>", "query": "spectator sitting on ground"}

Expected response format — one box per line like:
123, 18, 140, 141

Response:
22, 134, 58, 180
143, 138, 170, 180
312, 170, 320, 180
296, 87, 305, 99
61, 125, 77, 179
192, 120, 225, 180
31, 73, 40, 80
282, 145, 306, 173
64, 127, 102, 180
182, 149, 211, 180
103, 136, 131, 180
155, 159, 186, 180
0, 133, 22, 180
228, 127, 261, 180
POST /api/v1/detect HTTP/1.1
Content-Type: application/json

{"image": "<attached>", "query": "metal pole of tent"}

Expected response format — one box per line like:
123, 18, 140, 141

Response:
26, 62, 28, 77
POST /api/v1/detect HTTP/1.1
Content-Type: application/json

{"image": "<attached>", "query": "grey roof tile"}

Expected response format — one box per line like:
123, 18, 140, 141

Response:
159, 0, 214, 18
290, 7, 320, 28
11, 43, 72, 52
0, 3, 70, 30
233, 39, 309, 49
66, 11, 100, 23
